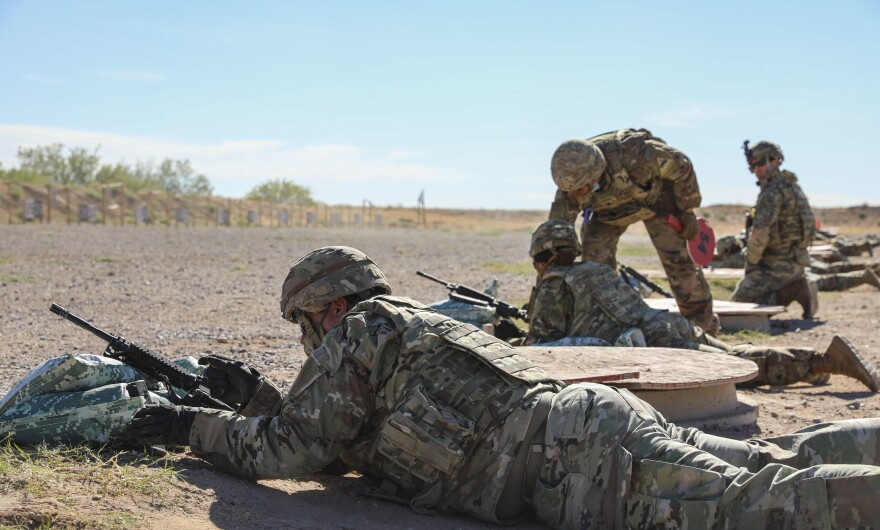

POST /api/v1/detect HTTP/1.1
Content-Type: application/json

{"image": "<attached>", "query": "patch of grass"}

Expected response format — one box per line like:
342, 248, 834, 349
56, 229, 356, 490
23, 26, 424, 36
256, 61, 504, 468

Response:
0, 274, 38, 283
0, 439, 185, 529
0, 259, 13, 265
480, 261, 535, 276
720, 328, 772, 342
707, 277, 740, 301
231, 264, 249, 271
46, 258, 71, 265
616, 245, 657, 257
94, 257, 118, 263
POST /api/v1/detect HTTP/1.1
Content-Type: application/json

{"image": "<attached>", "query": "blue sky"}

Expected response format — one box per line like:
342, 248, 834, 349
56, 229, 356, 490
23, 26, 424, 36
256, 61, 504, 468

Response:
1, 1, 878, 209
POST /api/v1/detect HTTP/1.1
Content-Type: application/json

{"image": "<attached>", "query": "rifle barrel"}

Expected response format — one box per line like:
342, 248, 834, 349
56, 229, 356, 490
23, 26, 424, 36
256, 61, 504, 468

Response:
50, 303, 115, 343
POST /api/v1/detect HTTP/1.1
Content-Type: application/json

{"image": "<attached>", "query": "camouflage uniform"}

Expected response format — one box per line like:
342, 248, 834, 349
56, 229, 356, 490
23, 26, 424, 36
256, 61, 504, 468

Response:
527, 261, 828, 386
732, 169, 816, 304
549, 129, 715, 331
175, 246, 880, 528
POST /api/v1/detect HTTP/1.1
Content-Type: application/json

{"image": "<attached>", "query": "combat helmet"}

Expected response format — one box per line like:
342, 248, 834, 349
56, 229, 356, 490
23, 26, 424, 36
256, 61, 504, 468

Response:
280, 246, 391, 319
744, 140, 784, 166
551, 139, 607, 192
530, 220, 581, 257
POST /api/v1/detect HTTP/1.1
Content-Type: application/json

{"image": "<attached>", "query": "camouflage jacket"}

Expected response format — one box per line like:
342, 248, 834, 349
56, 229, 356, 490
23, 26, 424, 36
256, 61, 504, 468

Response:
747, 169, 816, 266
190, 295, 560, 522
526, 262, 667, 345
549, 129, 702, 226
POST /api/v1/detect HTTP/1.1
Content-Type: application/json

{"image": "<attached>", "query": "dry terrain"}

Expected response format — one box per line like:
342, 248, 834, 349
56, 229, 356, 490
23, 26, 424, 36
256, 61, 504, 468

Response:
0, 210, 878, 529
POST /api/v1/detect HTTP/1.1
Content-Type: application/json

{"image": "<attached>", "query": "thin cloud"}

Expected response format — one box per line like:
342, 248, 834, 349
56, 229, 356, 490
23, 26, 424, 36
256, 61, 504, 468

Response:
383, 150, 421, 161
97, 70, 165, 83
648, 105, 738, 129
23, 74, 62, 84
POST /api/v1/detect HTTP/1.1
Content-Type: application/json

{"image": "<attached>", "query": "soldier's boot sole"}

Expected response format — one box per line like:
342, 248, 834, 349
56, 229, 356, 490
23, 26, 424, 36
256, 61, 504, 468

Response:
807, 372, 831, 385
863, 268, 880, 290
824, 335, 880, 392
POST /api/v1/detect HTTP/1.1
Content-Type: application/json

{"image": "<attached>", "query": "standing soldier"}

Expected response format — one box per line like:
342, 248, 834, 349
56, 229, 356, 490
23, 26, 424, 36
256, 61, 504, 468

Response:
549, 128, 717, 334
732, 141, 818, 317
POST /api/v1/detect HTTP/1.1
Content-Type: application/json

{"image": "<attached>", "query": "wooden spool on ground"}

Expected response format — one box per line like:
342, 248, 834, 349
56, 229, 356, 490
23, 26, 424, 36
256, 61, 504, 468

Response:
516, 346, 759, 430
645, 298, 787, 332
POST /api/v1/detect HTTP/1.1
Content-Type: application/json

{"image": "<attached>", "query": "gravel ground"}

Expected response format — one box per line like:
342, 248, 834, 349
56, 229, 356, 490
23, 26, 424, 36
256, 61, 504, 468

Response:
1, 223, 879, 529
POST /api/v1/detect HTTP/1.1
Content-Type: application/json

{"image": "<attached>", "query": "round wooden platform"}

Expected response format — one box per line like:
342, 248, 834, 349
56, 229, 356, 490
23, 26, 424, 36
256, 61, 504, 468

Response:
516, 346, 759, 428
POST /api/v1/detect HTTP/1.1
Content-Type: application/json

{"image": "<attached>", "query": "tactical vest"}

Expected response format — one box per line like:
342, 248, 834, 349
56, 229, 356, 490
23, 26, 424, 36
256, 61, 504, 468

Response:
345, 296, 560, 505
763, 171, 816, 261
542, 262, 650, 343
581, 129, 665, 225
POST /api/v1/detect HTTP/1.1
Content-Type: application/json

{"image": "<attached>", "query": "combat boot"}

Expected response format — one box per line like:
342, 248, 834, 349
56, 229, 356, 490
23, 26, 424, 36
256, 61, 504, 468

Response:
777, 277, 819, 319
808, 335, 880, 392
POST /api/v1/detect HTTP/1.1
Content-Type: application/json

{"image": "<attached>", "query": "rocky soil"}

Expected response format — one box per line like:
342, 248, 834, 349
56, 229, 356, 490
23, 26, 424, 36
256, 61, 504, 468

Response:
1, 223, 879, 529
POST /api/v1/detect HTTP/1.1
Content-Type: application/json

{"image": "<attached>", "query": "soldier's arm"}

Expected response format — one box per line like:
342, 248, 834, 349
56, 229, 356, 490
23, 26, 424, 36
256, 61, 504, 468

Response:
525, 277, 572, 344
548, 189, 581, 223
188, 317, 386, 480
645, 141, 701, 213
746, 188, 781, 265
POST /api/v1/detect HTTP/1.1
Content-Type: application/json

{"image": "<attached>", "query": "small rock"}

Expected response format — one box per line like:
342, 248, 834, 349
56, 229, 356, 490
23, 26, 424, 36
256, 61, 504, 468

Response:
784, 404, 794, 410
847, 402, 862, 410
812, 418, 823, 424
770, 411, 779, 418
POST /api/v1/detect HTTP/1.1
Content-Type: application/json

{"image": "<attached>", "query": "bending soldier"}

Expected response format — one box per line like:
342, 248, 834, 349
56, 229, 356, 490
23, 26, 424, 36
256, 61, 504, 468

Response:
526, 220, 880, 390
731, 141, 819, 317
128, 245, 880, 528
548, 129, 717, 334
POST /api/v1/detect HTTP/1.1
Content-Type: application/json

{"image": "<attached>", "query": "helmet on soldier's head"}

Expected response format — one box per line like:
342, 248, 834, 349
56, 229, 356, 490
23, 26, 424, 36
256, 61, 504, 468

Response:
280, 246, 391, 320
748, 141, 784, 165
530, 220, 581, 258
551, 139, 606, 192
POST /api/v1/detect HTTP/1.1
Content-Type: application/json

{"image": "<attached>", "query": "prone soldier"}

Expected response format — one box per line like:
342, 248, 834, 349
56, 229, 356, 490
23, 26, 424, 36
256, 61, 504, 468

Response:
525, 220, 880, 390
129, 245, 880, 528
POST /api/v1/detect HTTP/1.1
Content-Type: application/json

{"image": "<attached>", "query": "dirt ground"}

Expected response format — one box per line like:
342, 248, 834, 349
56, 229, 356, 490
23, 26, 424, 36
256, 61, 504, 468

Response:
1, 223, 879, 529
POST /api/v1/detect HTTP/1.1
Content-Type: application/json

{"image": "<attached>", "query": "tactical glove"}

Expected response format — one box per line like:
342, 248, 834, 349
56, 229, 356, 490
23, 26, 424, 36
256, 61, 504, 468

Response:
129, 404, 199, 446
198, 354, 262, 407
678, 211, 699, 240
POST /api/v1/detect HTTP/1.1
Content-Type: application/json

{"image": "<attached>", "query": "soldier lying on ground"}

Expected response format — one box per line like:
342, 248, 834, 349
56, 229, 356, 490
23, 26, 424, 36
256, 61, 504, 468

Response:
547, 128, 718, 334
129, 245, 880, 528
713, 232, 880, 292
525, 220, 880, 390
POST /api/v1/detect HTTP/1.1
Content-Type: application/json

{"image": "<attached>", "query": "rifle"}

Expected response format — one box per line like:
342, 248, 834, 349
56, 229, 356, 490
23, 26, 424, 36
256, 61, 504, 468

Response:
617, 263, 672, 298
415, 271, 528, 321
49, 303, 233, 411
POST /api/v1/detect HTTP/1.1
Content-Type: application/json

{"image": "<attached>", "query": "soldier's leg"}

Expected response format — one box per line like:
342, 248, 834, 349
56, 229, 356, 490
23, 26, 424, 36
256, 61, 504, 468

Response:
815, 269, 880, 291
731, 261, 801, 304
729, 345, 812, 386
579, 219, 626, 267
535, 383, 880, 528
643, 215, 716, 333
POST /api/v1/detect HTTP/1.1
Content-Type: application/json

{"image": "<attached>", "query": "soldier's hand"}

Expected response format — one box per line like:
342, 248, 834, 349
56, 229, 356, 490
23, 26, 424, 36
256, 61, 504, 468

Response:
129, 404, 199, 446
198, 354, 262, 407
679, 211, 699, 240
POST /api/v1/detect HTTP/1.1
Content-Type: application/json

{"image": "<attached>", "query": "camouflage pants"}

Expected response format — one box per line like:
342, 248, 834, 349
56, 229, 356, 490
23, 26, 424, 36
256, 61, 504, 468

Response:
812, 270, 867, 292
580, 215, 715, 331
534, 383, 880, 529
640, 311, 814, 386
669, 418, 880, 472
731, 259, 803, 304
